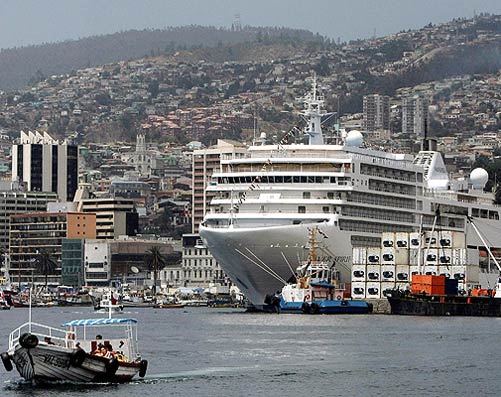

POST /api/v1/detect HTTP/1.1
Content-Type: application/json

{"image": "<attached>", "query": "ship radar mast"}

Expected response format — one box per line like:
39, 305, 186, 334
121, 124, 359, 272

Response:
302, 74, 326, 145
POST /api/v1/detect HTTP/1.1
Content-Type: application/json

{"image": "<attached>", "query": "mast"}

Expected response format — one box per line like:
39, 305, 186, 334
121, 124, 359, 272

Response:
302, 74, 326, 145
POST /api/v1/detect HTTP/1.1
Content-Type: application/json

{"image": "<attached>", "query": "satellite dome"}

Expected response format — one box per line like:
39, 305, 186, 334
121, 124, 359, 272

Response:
345, 130, 363, 147
470, 168, 489, 189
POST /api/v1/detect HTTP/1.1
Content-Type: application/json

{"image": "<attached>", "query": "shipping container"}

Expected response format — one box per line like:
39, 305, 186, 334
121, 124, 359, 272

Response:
352, 247, 367, 265
367, 247, 381, 264
366, 282, 381, 299
424, 231, 439, 248
396, 265, 410, 282
410, 265, 420, 276
452, 248, 466, 265
351, 265, 366, 281
424, 265, 438, 276
382, 248, 395, 264
445, 278, 458, 295
439, 231, 453, 248
425, 248, 438, 265
438, 248, 452, 265
382, 232, 395, 248
411, 274, 446, 286
437, 265, 451, 279
411, 284, 445, 295
396, 282, 410, 291
366, 265, 380, 281
351, 281, 366, 299
381, 265, 395, 281
409, 249, 420, 266
466, 248, 480, 266
396, 232, 409, 248
452, 231, 466, 248
410, 232, 421, 248
395, 248, 410, 265
381, 281, 396, 294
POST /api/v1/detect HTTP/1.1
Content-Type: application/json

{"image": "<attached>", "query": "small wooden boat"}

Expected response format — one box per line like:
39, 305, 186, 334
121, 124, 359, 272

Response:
153, 303, 185, 309
1, 292, 147, 383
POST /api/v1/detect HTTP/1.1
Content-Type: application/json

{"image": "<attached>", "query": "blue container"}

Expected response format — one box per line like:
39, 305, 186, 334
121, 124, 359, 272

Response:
445, 278, 458, 295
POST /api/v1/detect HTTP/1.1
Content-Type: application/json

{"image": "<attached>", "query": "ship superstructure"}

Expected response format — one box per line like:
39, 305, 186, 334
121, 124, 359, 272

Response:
200, 81, 501, 307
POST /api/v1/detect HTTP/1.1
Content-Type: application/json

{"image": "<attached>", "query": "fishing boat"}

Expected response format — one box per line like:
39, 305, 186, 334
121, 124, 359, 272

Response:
269, 227, 372, 314
1, 290, 147, 383
90, 290, 124, 312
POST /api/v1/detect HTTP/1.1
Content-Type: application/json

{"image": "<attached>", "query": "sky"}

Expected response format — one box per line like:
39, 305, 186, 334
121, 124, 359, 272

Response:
1, 0, 501, 50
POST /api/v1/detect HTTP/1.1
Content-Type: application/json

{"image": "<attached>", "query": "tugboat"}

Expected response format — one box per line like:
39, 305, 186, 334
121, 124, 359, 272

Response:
1, 288, 147, 383
268, 227, 372, 314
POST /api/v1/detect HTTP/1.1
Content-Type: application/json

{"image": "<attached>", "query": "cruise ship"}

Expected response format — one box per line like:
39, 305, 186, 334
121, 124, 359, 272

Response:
199, 80, 501, 307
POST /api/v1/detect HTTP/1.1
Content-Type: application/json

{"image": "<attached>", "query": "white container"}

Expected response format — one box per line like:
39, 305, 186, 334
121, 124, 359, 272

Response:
365, 282, 381, 299
396, 265, 410, 282
382, 248, 395, 264
352, 247, 367, 265
465, 264, 479, 284
351, 281, 366, 299
466, 248, 480, 266
452, 248, 466, 265
367, 247, 381, 264
366, 265, 380, 282
410, 232, 421, 248
395, 248, 410, 265
351, 265, 366, 281
396, 282, 410, 291
424, 231, 439, 248
438, 266, 452, 279
381, 281, 396, 293
424, 265, 438, 276
382, 232, 395, 248
410, 266, 420, 277
452, 265, 466, 282
409, 249, 420, 266
425, 248, 438, 265
396, 232, 409, 249
381, 265, 396, 281
438, 231, 453, 248
438, 249, 452, 265
452, 231, 466, 248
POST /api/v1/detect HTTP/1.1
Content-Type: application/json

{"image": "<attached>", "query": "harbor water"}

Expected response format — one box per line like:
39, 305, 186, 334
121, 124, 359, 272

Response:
1, 307, 501, 396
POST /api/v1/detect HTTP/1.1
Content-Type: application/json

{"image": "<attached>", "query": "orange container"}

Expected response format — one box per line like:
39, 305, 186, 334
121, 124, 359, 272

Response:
412, 274, 446, 286
411, 283, 445, 295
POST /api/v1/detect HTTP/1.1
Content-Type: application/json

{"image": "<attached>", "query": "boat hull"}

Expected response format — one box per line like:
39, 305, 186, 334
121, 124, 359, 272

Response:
200, 221, 352, 307
9, 345, 140, 383
386, 291, 501, 316
279, 299, 372, 314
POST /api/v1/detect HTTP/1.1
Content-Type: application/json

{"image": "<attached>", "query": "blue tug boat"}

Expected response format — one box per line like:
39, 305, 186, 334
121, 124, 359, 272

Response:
273, 227, 372, 314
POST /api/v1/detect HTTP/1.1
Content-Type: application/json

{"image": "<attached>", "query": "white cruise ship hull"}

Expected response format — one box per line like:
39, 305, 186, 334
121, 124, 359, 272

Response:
200, 221, 352, 307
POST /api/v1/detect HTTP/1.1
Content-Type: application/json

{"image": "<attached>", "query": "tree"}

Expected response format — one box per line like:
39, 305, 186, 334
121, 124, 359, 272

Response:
146, 247, 166, 296
34, 251, 57, 290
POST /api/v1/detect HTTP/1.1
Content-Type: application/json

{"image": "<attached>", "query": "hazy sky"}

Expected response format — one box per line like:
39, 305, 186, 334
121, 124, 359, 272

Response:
1, 0, 501, 50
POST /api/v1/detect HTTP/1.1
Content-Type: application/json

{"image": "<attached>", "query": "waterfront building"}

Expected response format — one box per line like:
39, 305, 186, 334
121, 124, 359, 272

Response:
78, 198, 139, 239
9, 212, 96, 286
11, 131, 78, 201
192, 139, 247, 233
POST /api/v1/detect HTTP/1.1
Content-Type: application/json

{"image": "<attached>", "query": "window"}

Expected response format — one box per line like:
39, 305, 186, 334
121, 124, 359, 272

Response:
298, 206, 306, 214
303, 192, 311, 199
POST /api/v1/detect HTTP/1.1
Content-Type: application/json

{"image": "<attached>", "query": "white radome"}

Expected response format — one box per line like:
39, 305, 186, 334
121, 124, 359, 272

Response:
470, 167, 489, 189
345, 130, 363, 147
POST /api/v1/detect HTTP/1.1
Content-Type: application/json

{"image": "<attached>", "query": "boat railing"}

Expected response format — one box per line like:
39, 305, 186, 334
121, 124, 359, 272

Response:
9, 321, 72, 350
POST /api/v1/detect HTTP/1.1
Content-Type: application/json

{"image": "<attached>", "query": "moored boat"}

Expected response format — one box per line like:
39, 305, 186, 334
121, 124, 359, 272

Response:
269, 227, 372, 314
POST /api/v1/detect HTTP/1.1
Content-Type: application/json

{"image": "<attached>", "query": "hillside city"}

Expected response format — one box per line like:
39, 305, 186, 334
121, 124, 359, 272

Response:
0, 13, 500, 302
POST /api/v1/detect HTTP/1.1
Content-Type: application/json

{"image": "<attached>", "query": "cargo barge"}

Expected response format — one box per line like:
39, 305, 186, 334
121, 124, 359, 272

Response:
386, 275, 501, 316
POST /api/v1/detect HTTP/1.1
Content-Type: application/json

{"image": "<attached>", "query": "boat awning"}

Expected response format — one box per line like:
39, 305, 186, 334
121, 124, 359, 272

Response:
61, 318, 138, 327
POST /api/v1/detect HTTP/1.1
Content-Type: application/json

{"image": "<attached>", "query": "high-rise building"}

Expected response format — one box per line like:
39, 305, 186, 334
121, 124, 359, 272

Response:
402, 96, 429, 138
192, 139, 247, 233
362, 94, 390, 133
11, 131, 78, 201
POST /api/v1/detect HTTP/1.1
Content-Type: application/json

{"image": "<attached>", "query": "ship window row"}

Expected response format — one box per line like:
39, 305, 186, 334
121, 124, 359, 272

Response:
346, 191, 416, 210
471, 208, 499, 220
368, 179, 416, 196
216, 176, 351, 185
226, 163, 348, 173
339, 219, 414, 233
422, 215, 464, 229
360, 163, 422, 182
341, 206, 415, 223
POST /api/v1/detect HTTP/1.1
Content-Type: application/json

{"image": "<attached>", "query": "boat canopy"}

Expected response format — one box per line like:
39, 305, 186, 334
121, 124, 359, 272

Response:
61, 318, 138, 327
310, 281, 335, 289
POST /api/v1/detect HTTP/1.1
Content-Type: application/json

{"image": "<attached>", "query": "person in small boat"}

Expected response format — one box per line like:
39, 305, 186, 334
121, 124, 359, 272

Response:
272, 291, 281, 314
104, 344, 115, 359
44, 336, 55, 345
92, 342, 105, 356
96, 334, 102, 340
